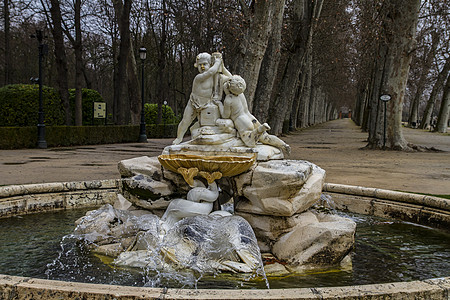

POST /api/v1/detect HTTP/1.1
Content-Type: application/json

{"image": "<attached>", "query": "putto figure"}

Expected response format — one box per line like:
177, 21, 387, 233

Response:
215, 75, 291, 155
172, 52, 232, 145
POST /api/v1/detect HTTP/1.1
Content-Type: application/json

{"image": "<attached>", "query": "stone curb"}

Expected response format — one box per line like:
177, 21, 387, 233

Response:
0, 179, 120, 218
0, 274, 449, 299
0, 181, 449, 299
323, 183, 450, 211
0, 179, 120, 198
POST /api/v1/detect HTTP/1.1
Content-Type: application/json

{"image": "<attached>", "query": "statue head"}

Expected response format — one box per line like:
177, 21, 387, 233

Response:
194, 53, 212, 72
225, 75, 246, 96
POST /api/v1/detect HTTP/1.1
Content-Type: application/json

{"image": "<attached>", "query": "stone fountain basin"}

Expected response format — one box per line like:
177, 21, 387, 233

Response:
0, 180, 449, 299
158, 153, 257, 177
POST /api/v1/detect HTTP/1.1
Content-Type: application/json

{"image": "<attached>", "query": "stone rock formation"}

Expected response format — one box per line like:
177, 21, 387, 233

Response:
118, 155, 356, 274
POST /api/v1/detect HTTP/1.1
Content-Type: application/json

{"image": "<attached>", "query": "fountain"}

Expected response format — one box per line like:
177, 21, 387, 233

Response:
65, 52, 356, 279
0, 51, 449, 298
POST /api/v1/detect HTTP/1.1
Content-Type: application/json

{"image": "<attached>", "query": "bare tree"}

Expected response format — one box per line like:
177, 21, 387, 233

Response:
233, 0, 273, 111
112, 0, 132, 125
365, 0, 421, 150
3, 0, 10, 85
252, 0, 285, 124
268, 0, 324, 135
73, 0, 82, 125
47, 0, 71, 125
406, 32, 440, 128
420, 58, 450, 129
435, 72, 450, 133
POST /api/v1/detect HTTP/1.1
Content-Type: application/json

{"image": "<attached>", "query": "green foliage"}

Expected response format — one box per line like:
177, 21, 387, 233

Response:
144, 103, 178, 124
0, 85, 105, 127
0, 124, 177, 149
69, 88, 105, 125
0, 84, 65, 126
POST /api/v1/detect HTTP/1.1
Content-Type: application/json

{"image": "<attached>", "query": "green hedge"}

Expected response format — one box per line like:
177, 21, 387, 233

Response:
0, 84, 65, 126
0, 124, 177, 149
144, 103, 179, 125
0, 84, 105, 126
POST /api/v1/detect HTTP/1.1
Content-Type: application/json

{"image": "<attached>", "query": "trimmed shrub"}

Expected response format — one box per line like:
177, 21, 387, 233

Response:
0, 85, 105, 127
144, 103, 178, 125
0, 124, 177, 149
0, 84, 65, 126
69, 88, 105, 125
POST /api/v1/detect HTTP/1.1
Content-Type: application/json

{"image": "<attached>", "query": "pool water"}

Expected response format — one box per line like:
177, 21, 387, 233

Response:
0, 208, 449, 289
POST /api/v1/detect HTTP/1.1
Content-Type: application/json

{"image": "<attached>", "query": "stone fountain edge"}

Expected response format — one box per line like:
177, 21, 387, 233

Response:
0, 180, 449, 300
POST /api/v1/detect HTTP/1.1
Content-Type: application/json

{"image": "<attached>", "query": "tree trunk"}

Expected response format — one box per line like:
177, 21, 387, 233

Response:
366, 0, 421, 150
420, 58, 450, 129
252, 0, 285, 123
4, 0, 10, 85
435, 73, 450, 133
268, 0, 323, 135
234, 0, 273, 111
408, 32, 439, 128
408, 91, 420, 127
353, 83, 368, 126
367, 42, 388, 146
293, 48, 312, 129
74, 0, 83, 126
127, 43, 140, 124
113, 0, 132, 125
157, 0, 167, 125
49, 0, 71, 125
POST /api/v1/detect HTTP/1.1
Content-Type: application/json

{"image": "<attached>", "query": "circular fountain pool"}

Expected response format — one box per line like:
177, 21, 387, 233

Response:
0, 208, 449, 290
0, 180, 449, 299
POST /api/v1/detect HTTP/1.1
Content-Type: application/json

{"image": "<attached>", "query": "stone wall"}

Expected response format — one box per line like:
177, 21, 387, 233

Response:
323, 183, 450, 230
0, 181, 449, 298
0, 274, 449, 299
0, 179, 119, 218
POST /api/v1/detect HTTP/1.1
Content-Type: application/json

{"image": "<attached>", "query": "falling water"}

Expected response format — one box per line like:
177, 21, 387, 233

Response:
45, 205, 268, 289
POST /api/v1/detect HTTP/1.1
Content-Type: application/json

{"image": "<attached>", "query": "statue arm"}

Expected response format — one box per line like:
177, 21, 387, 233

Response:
240, 94, 251, 115
222, 65, 232, 78
222, 98, 232, 119
214, 99, 225, 117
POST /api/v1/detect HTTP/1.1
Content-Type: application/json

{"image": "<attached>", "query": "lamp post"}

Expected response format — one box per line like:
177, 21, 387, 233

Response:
138, 47, 147, 143
380, 94, 391, 149
33, 29, 48, 149
163, 100, 167, 137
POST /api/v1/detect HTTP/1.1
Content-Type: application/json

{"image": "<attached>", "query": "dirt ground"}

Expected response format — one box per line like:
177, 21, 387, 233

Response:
1, 119, 449, 195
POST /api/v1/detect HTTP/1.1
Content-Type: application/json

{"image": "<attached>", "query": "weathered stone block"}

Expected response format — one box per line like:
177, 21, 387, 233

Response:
235, 160, 325, 216
118, 156, 163, 179
272, 212, 356, 270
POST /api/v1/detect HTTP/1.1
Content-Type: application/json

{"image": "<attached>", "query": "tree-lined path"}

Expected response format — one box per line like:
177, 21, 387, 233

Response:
1, 119, 448, 195
285, 119, 449, 195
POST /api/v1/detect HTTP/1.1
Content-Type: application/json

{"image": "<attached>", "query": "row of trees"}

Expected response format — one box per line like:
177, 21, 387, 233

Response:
0, 0, 448, 149
0, 0, 348, 132
351, 0, 450, 148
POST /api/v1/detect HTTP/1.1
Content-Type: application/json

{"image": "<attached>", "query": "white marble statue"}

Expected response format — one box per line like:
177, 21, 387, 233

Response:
171, 53, 290, 158
160, 179, 222, 233
215, 75, 291, 154
173, 52, 232, 145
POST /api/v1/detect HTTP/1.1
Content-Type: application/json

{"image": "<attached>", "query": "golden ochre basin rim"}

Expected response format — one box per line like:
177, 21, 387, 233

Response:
157, 153, 257, 178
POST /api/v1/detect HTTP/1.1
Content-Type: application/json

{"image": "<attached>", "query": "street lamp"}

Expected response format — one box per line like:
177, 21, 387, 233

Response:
138, 47, 147, 143
32, 29, 48, 149
380, 94, 391, 149
163, 100, 167, 137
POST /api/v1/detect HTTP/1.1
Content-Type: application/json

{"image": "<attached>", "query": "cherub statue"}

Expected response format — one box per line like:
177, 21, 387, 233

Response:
172, 52, 232, 145
215, 75, 291, 155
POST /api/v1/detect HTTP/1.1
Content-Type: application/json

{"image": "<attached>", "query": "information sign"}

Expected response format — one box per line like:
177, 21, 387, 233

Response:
94, 102, 106, 118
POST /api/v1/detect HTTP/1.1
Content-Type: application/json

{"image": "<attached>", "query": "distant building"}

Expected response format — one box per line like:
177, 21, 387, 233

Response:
339, 106, 351, 119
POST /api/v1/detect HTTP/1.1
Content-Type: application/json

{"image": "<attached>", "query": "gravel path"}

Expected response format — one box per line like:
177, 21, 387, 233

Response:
1, 119, 449, 195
